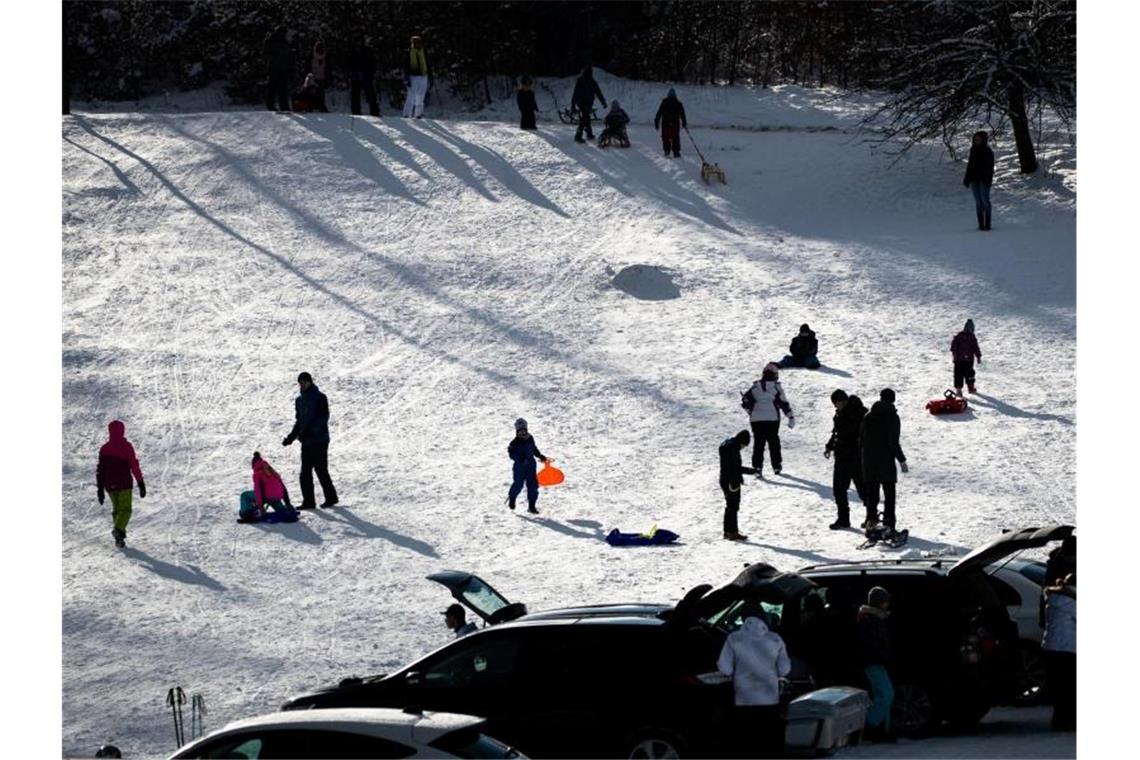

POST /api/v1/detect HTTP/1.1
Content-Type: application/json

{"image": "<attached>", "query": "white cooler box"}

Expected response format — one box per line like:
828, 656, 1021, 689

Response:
784, 686, 869, 755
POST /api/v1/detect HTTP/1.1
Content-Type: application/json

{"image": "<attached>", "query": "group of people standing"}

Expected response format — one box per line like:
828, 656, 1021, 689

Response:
261, 26, 431, 119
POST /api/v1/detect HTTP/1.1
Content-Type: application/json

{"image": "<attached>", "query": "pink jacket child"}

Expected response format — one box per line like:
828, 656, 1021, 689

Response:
239, 452, 295, 522
96, 420, 146, 547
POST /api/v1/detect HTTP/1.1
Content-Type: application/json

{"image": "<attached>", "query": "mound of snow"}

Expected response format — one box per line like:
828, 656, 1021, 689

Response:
610, 264, 681, 300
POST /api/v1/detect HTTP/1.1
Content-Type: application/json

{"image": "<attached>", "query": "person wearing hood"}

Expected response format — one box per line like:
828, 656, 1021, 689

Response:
824, 389, 868, 530
403, 34, 430, 118
742, 363, 795, 477
263, 25, 293, 112
238, 452, 297, 522
718, 604, 791, 757
859, 389, 908, 533
857, 587, 897, 743
950, 319, 982, 396
654, 88, 687, 158
517, 75, 538, 130
96, 420, 146, 548
778, 323, 821, 369
1041, 573, 1076, 731
507, 418, 548, 513
597, 100, 630, 147
963, 130, 995, 230
282, 372, 338, 509
718, 430, 757, 541
572, 65, 607, 143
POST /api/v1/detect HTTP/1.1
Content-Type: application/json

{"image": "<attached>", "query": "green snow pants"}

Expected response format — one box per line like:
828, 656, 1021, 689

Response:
109, 489, 133, 533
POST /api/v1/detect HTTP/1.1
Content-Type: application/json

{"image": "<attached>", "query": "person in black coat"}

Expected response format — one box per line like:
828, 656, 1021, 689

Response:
825, 390, 867, 530
859, 389, 907, 531
963, 130, 995, 230
347, 34, 380, 117
719, 430, 756, 541
517, 76, 538, 130
654, 88, 687, 158
282, 372, 339, 509
572, 65, 607, 143
857, 587, 896, 742
778, 323, 820, 369
263, 25, 293, 112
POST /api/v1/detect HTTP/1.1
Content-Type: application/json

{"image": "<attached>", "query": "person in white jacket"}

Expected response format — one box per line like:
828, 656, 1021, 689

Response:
1042, 573, 1076, 731
743, 363, 795, 477
718, 607, 791, 758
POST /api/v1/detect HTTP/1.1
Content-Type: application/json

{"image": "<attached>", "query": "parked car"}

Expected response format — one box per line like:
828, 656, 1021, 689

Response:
986, 557, 1049, 704
168, 708, 523, 759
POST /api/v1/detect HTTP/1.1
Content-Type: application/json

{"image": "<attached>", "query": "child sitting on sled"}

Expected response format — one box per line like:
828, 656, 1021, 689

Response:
598, 100, 631, 148
238, 451, 298, 522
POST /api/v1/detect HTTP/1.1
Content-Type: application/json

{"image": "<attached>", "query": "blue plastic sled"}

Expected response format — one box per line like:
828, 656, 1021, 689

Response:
605, 527, 680, 547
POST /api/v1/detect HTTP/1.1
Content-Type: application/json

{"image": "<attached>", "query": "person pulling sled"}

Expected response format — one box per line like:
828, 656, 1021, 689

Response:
597, 100, 630, 148
654, 88, 686, 158
950, 319, 982, 396
507, 418, 548, 514
572, 65, 606, 143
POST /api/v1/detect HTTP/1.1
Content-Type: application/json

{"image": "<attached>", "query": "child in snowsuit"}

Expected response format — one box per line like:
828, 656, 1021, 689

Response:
239, 452, 297, 522
963, 130, 995, 230
96, 420, 146, 547
293, 73, 321, 112
654, 88, 687, 158
517, 76, 538, 130
507, 418, 547, 513
950, 319, 982, 396
778, 323, 821, 369
742, 363, 795, 477
598, 100, 630, 147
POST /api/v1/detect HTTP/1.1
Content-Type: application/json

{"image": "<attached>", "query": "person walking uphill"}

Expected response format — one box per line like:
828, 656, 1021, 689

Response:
507, 418, 547, 514
742, 363, 795, 477
719, 430, 756, 541
403, 35, 430, 119
963, 130, 995, 230
950, 319, 982, 396
824, 390, 867, 530
263, 25, 292, 112
282, 372, 338, 509
717, 604, 791, 757
654, 88, 687, 158
860, 389, 907, 532
96, 420, 146, 548
517, 76, 538, 130
572, 65, 607, 143
858, 587, 897, 743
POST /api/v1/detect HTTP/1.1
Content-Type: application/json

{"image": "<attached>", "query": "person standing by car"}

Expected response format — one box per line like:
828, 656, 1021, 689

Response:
507, 418, 547, 513
717, 604, 791, 758
1041, 573, 1076, 731
743, 363, 795, 477
282, 372, 338, 509
857, 586, 896, 743
719, 430, 756, 541
859, 388, 907, 532
963, 129, 995, 230
443, 603, 478, 639
824, 389, 867, 530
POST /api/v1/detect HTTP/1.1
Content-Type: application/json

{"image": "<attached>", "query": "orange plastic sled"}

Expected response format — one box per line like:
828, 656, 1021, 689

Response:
536, 460, 565, 487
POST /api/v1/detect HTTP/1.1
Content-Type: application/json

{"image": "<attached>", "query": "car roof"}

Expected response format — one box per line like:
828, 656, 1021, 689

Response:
517, 603, 671, 622
211, 708, 482, 743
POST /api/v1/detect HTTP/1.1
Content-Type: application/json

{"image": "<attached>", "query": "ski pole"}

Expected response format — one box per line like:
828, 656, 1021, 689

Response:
191, 693, 206, 739
166, 687, 186, 747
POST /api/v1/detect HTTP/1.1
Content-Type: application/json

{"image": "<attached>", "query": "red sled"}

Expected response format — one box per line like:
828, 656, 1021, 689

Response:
927, 389, 968, 415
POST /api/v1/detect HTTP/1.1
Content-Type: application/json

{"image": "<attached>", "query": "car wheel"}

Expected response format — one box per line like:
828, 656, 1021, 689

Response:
892, 683, 935, 736
626, 732, 684, 759
1013, 644, 1048, 706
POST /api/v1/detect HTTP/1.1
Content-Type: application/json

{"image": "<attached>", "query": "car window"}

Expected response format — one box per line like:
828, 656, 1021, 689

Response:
1018, 563, 1047, 586
429, 728, 522, 759
423, 633, 520, 690
705, 599, 783, 633
180, 733, 264, 758
461, 577, 509, 618
292, 729, 416, 759
988, 576, 1023, 607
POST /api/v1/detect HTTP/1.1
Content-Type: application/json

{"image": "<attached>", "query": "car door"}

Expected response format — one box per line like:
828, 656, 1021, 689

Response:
176, 727, 416, 759
408, 628, 525, 720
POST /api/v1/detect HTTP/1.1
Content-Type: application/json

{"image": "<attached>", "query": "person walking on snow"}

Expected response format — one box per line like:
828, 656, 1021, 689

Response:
950, 318, 982, 396
347, 34, 380, 117
96, 420, 146, 548
263, 25, 293, 112
717, 604, 791, 757
719, 430, 756, 541
517, 76, 538, 130
572, 65, 607, 143
963, 130, 995, 230
507, 418, 547, 513
743, 363, 795, 477
778, 323, 820, 369
282, 372, 339, 509
403, 35, 430, 118
654, 88, 687, 158
238, 451, 297, 522
859, 389, 907, 532
824, 390, 868, 530
858, 586, 897, 743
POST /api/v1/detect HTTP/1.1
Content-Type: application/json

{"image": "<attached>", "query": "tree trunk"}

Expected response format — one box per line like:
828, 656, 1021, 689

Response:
1007, 81, 1038, 174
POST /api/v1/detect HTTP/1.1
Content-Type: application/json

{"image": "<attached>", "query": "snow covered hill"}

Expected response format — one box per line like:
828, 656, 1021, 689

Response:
62, 79, 1075, 758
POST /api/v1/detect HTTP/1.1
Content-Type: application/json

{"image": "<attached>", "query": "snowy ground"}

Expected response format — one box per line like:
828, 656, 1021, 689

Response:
62, 77, 1075, 758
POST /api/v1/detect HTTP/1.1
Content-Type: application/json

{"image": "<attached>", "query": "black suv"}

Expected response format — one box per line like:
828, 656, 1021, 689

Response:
682, 524, 1074, 735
